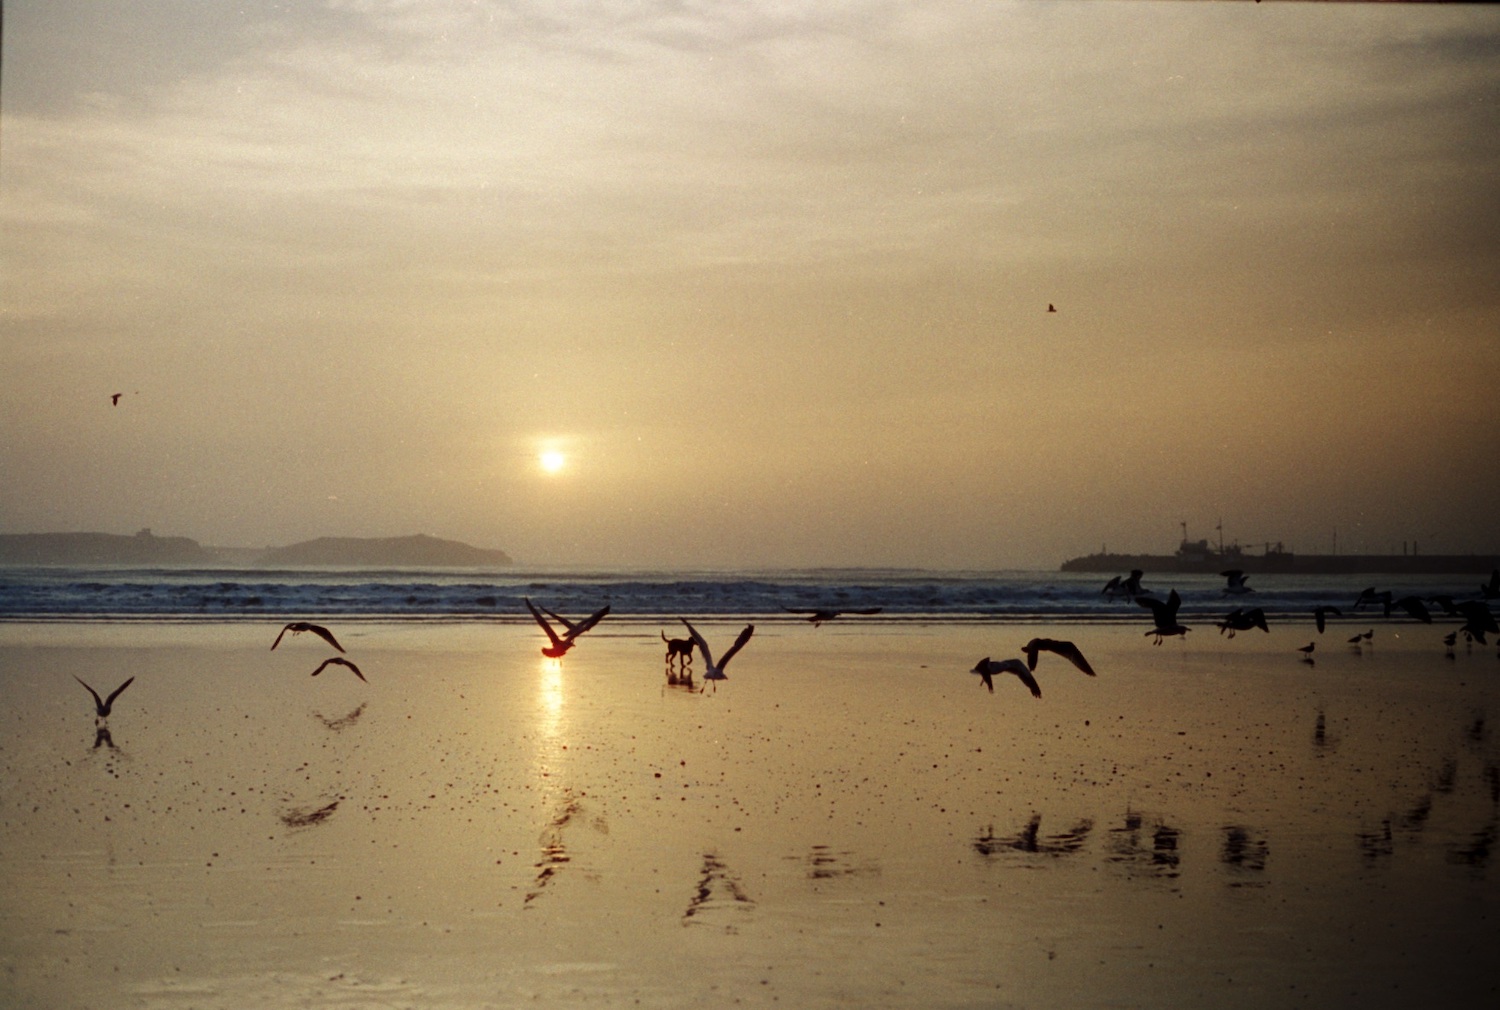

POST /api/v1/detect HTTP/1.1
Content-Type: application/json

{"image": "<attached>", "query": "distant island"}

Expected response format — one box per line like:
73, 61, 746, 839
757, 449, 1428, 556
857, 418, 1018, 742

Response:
256, 534, 512, 567
0, 530, 512, 567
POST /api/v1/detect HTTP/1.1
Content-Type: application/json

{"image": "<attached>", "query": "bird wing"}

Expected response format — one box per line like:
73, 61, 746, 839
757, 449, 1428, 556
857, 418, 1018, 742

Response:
1047, 640, 1096, 676
716, 625, 755, 671
308, 624, 345, 652
681, 619, 715, 669
565, 605, 611, 642
271, 624, 292, 650
339, 658, 367, 682
781, 606, 822, 615
542, 607, 578, 634
1248, 609, 1269, 633
311, 657, 364, 681
74, 676, 105, 713
849, 607, 883, 616
525, 598, 565, 649
104, 677, 136, 708
1022, 640, 1041, 671
1003, 660, 1042, 699
1136, 596, 1166, 619
1101, 577, 1121, 593
1165, 589, 1181, 619
978, 667, 994, 692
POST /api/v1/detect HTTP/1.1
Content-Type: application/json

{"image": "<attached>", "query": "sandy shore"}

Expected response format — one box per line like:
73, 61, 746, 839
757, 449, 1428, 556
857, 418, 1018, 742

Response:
1, 620, 1497, 1008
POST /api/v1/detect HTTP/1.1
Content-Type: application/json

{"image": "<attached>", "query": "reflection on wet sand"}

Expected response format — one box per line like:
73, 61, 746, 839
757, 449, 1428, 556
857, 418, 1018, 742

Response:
793, 844, 879, 881
314, 702, 367, 731
1446, 820, 1496, 868
279, 798, 340, 828
1220, 824, 1270, 883
974, 814, 1093, 858
1104, 809, 1181, 880
682, 851, 753, 929
527, 790, 595, 905
92, 726, 116, 750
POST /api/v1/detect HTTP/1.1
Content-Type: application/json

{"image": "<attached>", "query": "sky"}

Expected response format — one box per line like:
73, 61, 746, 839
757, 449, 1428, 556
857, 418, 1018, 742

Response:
2, 1, 1498, 570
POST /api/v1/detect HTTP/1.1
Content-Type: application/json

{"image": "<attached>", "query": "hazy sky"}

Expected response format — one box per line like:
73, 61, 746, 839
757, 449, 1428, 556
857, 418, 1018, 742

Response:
3, 1, 1497, 569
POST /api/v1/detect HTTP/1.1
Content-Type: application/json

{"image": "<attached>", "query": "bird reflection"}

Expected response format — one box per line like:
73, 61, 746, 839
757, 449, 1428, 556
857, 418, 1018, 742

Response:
92, 726, 116, 750
974, 814, 1093, 857
1104, 809, 1181, 879
682, 851, 753, 929
314, 702, 367, 731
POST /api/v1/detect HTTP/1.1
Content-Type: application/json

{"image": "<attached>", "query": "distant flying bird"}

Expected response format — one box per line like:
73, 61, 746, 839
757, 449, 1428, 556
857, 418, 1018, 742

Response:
1220, 569, 1254, 595
1104, 570, 1151, 600
311, 657, 366, 682
680, 619, 754, 690
1314, 606, 1342, 634
781, 606, 883, 626
1138, 588, 1189, 644
1047, 303, 1057, 313
972, 657, 1041, 698
1021, 638, 1097, 677
1392, 596, 1433, 623
525, 597, 610, 658
1216, 607, 1269, 637
271, 622, 345, 653
75, 675, 134, 718
110, 393, 121, 406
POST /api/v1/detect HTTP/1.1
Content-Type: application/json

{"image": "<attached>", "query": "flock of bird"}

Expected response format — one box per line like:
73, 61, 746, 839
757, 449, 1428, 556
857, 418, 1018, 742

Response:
73, 567, 1500, 725
1109, 566, 1500, 668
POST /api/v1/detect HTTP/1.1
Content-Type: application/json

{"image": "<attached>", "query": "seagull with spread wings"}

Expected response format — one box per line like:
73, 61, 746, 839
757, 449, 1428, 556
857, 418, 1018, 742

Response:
525, 598, 610, 658
1021, 638, 1097, 677
680, 619, 754, 691
75, 676, 135, 720
311, 657, 366, 682
1138, 588, 1189, 644
271, 622, 346, 653
971, 657, 1041, 698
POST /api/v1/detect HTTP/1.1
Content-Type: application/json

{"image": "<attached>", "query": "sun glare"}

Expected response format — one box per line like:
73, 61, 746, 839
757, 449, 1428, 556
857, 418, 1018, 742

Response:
539, 449, 567, 474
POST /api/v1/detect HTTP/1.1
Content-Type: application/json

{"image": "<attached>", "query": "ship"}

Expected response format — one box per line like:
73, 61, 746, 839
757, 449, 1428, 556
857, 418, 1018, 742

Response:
1061, 537, 1500, 577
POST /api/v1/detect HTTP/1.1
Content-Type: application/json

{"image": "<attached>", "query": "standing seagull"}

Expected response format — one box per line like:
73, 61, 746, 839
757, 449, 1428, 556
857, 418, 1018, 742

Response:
1138, 589, 1189, 644
680, 619, 754, 691
271, 622, 346, 653
525, 598, 610, 658
781, 606, 883, 627
75, 676, 134, 720
1021, 638, 1097, 677
971, 658, 1041, 698
311, 657, 366, 682
1297, 642, 1316, 664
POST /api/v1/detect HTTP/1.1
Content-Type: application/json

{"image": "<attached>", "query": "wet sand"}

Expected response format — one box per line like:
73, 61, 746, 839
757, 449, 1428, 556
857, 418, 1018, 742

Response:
1, 620, 1497, 1008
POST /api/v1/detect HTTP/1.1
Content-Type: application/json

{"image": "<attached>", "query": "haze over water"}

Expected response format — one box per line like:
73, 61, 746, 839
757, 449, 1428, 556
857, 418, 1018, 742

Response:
3, 2, 1499, 569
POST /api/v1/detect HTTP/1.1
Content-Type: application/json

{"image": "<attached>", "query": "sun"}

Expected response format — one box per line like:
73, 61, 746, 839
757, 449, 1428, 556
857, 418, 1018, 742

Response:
539, 449, 567, 474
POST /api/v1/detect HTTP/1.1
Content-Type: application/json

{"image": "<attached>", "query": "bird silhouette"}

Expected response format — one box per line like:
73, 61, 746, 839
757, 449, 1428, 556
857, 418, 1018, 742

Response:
1353, 588, 1393, 616
1220, 569, 1254, 595
1297, 642, 1316, 664
524, 598, 610, 658
1047, 303, 1057, 313
781, 606, 883, 626
972, 657, 1041, 698
271, 622, 345, 653
1392, 596, 1433, 623
1020, 638, 1097, 677
1314, 605, 1342, 634
680, 619, 754, 691
1481, 570, 1500, 600
310, 657, 366, 682
75, 675, 134, 718
110, 393, 122, 406
1138, 589, 1189, 644
1216, 607, 1269, 637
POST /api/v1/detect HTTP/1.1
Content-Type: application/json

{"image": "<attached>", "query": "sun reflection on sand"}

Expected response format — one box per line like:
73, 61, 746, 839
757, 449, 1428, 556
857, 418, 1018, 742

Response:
536, 657, 565, 752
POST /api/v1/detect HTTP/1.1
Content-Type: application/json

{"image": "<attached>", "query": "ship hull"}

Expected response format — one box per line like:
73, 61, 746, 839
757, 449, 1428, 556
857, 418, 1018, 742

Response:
1060, 553, 1500, 576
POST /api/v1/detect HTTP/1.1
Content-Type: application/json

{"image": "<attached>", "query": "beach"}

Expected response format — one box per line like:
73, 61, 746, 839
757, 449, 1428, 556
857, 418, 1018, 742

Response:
2, 619, 1497, 1008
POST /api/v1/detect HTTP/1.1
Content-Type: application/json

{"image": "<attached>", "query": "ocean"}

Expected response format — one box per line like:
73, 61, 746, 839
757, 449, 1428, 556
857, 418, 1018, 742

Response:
0, 565, 1484, 626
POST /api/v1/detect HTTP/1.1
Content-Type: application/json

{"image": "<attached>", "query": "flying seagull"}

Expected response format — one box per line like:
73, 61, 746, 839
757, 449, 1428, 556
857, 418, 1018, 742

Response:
271, 622, 345, 653
1138, 588, 1189, 644
1021, 638, 1097, 677
110, 393, 122, 406
311, 657, 366, 682
75, 675, 135, 718
525, 597, 610, 658
1216, 607, 1269, 638
1393, 596, 1433, 623
781, 606, 883, 626
971, 657, 1041, 698
680, 619, 754, 691
1314, 605, 1342, 634
1221, 569, 1254, 595
1047, 303, 1057, 313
